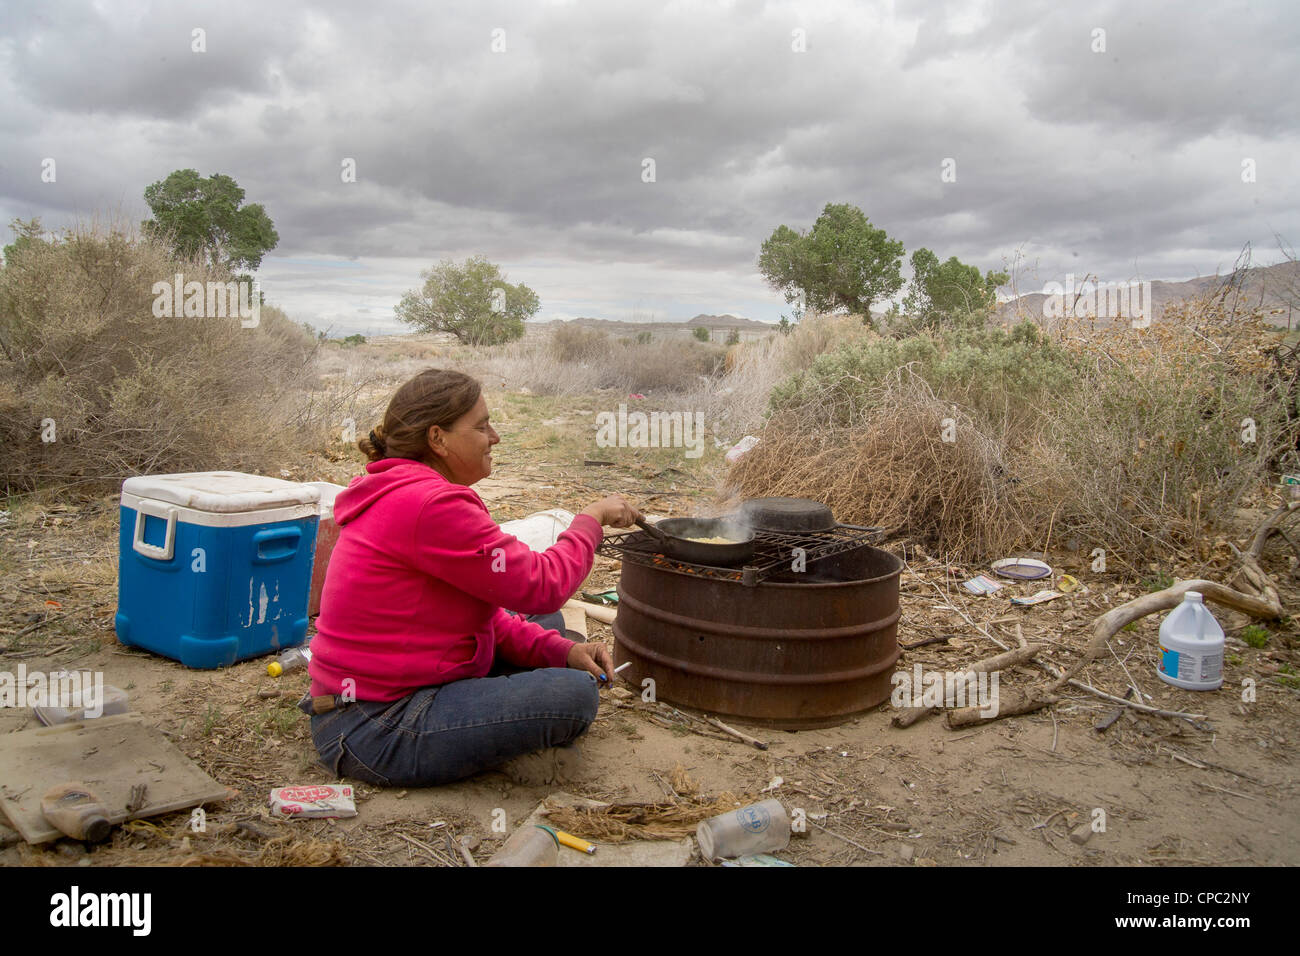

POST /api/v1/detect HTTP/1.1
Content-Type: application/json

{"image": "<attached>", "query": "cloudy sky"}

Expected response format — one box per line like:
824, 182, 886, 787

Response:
2, 0, 1296, 335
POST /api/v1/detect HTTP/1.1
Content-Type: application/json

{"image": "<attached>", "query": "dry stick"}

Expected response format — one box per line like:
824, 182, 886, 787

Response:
394, 832, 454, 867
704, 716, 769, 751
899, 634, 954, 650
1247, 500, 1300, 559
807, 820, 885, 856
893, 637, 1043, 729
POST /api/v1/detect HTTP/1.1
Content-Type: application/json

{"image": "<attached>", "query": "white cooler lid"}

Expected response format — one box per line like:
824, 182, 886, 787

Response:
302, 481, 347, 519
121, 471, 321, 514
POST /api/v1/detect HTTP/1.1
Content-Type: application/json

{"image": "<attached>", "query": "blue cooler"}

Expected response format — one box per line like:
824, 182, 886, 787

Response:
115, 472, 321, 669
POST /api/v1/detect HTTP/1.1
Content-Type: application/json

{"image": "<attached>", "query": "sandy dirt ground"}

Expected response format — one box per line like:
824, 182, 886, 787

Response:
2, 390, 1297, 867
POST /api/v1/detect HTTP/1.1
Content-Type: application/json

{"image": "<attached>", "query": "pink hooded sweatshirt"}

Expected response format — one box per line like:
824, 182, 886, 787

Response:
308, 458, 604, 701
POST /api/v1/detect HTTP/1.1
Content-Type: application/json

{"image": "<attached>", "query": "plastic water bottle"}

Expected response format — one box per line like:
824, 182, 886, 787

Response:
696, 799, 791, 861
268, 646, 311, 677
1156, 591, 1224, 691
485, 825, 559, 867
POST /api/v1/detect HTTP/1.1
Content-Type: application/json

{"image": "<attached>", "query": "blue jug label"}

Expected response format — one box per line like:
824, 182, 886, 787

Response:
1159, 646, 1178, 676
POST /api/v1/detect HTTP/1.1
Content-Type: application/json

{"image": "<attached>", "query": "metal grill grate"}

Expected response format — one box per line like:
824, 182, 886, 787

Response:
597, 525, 882, 587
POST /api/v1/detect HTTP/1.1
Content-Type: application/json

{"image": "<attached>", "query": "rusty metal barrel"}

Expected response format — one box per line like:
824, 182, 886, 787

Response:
612, 545, 902, 729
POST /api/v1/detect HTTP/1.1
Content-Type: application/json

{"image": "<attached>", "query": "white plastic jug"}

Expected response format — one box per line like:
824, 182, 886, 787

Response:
1156, 591, 1224, 691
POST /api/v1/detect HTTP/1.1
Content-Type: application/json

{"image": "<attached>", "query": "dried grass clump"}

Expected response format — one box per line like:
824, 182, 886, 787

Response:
727, 370, 1036, 560
548, 324, 611, 363
0, 220, 320, 495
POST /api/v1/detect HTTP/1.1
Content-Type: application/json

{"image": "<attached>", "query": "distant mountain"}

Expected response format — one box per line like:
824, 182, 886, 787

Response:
683, 313, 771, 329
533, 312, 772, 331
996, 261, 1299, 327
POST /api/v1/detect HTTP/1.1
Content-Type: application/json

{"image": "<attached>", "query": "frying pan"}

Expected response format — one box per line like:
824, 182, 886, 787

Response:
636, 516, 755, 565
740, 496, 881, 536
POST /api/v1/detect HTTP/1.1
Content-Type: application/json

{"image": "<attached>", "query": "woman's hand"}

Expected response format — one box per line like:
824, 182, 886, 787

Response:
580, 494, 642, 528
566, 641, 616, 684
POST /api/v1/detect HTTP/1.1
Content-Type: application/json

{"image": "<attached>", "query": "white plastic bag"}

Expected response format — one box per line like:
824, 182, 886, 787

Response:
499, 509, 577, 551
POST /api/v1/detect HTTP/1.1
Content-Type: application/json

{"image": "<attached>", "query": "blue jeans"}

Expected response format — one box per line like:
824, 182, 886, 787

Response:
306, 611, 598, 787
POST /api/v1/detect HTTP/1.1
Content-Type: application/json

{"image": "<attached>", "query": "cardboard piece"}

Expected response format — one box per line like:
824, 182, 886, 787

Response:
522, 791, 694, 867
0, 712, 233, 843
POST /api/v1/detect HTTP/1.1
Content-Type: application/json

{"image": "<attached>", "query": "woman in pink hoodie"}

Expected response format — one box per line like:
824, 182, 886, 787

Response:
302, 368, 640, 787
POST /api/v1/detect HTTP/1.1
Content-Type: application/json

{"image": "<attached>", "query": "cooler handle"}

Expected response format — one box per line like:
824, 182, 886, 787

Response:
132, 501, 177, 561
253, 526, 302, 563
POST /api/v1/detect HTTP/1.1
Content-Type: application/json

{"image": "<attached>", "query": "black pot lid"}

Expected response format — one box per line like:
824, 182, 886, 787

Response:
740, 497, 835, 532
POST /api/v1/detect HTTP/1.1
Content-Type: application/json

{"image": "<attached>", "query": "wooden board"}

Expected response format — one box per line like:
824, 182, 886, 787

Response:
0, 712, 234, 844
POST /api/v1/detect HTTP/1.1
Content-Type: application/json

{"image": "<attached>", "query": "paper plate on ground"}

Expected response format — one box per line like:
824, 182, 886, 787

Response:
991, 557, 1052, 580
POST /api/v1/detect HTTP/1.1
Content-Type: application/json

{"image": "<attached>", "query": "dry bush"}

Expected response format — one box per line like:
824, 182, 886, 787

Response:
0, 221, 319, 494
725, 293, 1294, 566
726, 370, 1036, 559
673, 312, 873, 441
548, 324, 610, 362
1022, 294, 1296, 568
467, 331, 725, 396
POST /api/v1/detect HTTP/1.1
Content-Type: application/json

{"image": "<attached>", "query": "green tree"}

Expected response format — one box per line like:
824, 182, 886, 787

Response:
693, 326, 711, 342
2, 218, 48, 267
758, 203, 905, 328
903, 248, 1009, 330
395, 256, 537, 346
142, 169, 279, 274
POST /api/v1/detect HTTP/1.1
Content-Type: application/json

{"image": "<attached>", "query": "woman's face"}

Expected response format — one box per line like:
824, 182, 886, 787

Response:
426, 394, 499, 485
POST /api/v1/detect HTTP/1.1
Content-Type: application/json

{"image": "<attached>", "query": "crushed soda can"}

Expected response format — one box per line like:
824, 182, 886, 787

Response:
269, 784, 357, 819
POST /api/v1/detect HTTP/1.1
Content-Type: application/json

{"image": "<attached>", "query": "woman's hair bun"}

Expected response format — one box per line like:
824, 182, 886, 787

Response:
360, 425, 388, 462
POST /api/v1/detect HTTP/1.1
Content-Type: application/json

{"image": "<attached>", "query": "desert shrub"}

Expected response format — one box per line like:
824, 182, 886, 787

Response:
467, 332, 725, 397
727, 369, 1035, 558
693, 326, 710, 342
0, 221, 317, 494
731, 300, 1294, 565
769, 321, 1078, 432
549, 324, 610, 362
1022, 303, 1294, 566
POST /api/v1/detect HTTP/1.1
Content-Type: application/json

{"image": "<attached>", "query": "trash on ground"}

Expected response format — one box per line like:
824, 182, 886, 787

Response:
41, 783, 113, 842
696, 798, 791, 862
554, 829, 597, 855
32, 684, 130, 726
1156, 590, 1225, 691
0, 713, 232, 844
535, 792, 694, 866
961, 574, 1005, 595
1010, 589, 1066, 606
267, 645, 311, 677
720, 853, 794, 867
724, 435, 760, 464
991, 557, 1051, 579
270, 785, 357, 819
486, 822, 560, 867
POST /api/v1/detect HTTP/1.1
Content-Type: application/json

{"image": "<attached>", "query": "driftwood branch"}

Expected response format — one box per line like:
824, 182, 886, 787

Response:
1247, 500, 1300, 559
1054, 578, 1282, 690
